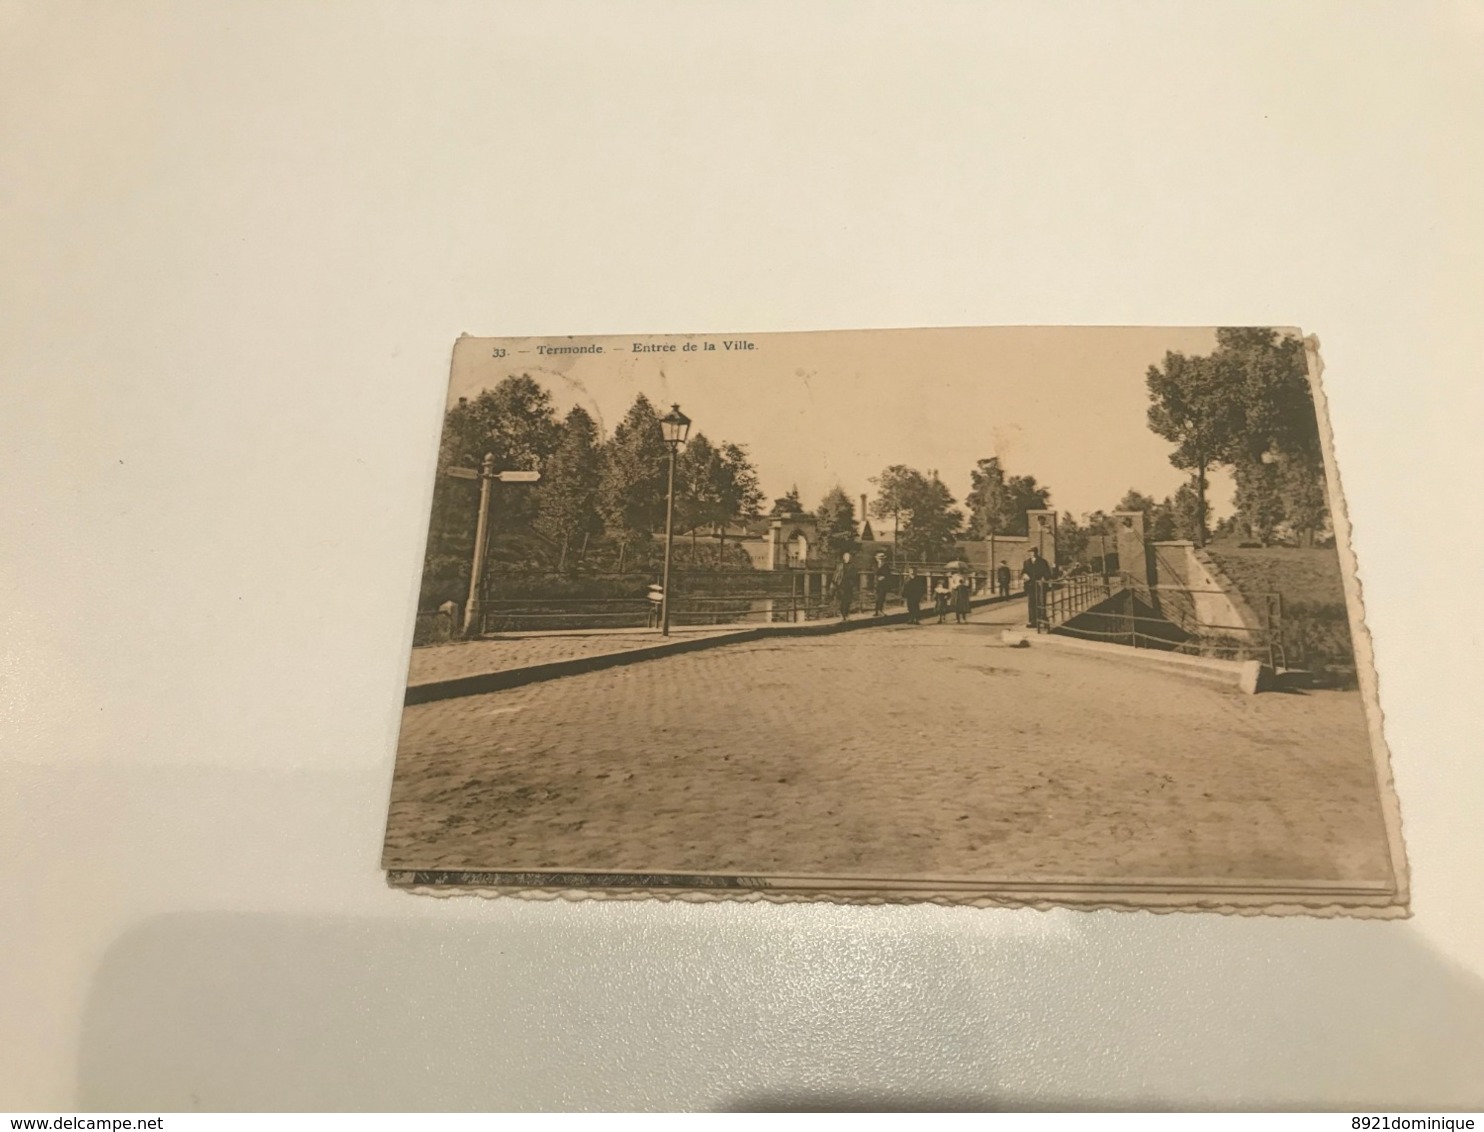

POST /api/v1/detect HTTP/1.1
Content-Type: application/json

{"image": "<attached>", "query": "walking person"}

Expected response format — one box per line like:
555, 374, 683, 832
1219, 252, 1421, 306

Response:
871, 550, 892, 617
995, 559, 1012, 600
901, 566, 926, 625
831, 551, 856, 622
1021, 546, 1053, 628
952, 571, 972, 623
932, 576, 951, 624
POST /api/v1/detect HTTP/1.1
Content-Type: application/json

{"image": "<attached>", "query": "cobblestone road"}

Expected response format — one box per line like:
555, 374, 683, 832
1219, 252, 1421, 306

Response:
384, 619, 1393, 885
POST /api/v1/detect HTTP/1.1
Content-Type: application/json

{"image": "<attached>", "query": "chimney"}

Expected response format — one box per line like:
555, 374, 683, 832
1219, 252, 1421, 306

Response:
860, 493, 867, 520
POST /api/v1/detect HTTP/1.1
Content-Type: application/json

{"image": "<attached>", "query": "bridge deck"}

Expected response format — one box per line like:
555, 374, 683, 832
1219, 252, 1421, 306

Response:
386, 613, 1393, 890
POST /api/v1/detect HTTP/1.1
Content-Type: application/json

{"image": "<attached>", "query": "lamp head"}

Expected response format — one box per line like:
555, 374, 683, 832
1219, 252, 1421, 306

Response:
660, 403, 691, 450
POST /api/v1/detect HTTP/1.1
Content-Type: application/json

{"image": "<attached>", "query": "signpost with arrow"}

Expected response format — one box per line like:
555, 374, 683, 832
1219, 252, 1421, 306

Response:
447, 453, 541, 637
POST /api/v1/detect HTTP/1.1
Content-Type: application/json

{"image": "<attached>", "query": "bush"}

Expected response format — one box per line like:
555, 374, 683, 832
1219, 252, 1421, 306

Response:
1281, 600, 1355, 674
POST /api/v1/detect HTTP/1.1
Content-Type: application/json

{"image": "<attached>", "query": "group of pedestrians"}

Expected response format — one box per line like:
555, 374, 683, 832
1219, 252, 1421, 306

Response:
829, 546, 1059, 629
828, 550, 975, 626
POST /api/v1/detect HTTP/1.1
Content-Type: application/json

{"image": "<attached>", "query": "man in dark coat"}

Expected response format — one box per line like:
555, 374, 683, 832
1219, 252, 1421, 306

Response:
1021, 546, 1053, 628
995, 559, 1012, 599
871, 550, 892, 616
901, 566, 927, 624
831, 551, 856, 621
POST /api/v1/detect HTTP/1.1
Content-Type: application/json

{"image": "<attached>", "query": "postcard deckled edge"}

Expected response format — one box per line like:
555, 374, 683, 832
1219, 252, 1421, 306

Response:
1305, 334, 1410, 911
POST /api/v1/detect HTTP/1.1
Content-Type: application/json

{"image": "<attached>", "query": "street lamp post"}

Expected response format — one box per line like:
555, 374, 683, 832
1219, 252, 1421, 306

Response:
658, 403, 691, 636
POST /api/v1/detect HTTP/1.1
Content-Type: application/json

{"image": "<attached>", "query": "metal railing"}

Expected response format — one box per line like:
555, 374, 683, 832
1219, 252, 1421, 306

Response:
421, 564, 1031, 638
1041, 576, 1283, 666
1039, 576, 1119, 629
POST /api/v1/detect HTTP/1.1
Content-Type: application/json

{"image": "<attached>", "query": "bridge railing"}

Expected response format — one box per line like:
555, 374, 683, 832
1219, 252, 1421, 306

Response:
1048, 578, 1283, 666
1039, 575, 1121, 629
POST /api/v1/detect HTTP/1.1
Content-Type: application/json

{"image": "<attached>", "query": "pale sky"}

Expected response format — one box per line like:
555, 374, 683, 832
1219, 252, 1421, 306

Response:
447, 326, 1233, 522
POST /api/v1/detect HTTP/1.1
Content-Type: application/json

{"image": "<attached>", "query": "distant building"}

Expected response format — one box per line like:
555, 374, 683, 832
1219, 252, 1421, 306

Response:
675, 514, 820, 570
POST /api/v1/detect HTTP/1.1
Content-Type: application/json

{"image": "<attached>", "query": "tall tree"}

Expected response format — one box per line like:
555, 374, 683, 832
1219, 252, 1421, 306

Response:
868, 464, 916, 545
814, 486, 859, 562
1232, 460, 1285, 544
715, 442, 764, 553
676, 431, 724, 549
1146, 329, 1327, 546
597, 393, 668, 570
534, 405, 603, 570
871, 465, 963, 562
905, 471, 964, 562
674, 434, 767, 561
1145, 351, 1242, 545
438, 375, 561, 478
1279, 452, 1329, 546
1211, 328, 1327, 545
434, 375, 562, 537
966, 457, 1052, 536
966, 457, 1008, 537
423, 375, 563, 599
1169, 481, 1204, 542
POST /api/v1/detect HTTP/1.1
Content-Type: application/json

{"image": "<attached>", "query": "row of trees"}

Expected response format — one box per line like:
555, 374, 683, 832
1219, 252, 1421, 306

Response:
1052, 488, 1210, 566
425, 377, 764, 603
1146, 328, 1327, 546
787, 458, 1060, 567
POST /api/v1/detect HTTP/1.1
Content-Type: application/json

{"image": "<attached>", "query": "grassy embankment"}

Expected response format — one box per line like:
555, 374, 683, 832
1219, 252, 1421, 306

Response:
1203, 543, 1357, 677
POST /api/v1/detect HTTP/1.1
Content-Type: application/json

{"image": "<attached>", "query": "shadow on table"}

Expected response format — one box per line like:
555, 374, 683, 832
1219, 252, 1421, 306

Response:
76, 906, 1484, 1112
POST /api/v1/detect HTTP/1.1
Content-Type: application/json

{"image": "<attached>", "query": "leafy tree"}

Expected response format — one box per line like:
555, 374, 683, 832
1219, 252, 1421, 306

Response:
1211, 513, 1240, 541
871, 465, 962, 562
966, 457, 1006, 536
715, 442, 765, 552
434, 375, 562, 536
1212, 328, 1327, 545
1146, 328, 1328, 547
597, 393, 669, 570
1115, 489, 1159, 520
439, 375, 561, 479
1058, 510, 1116, 566
868, 464, 916, 544
1169, 481, 1204, 541
676, 432, 724, 548
814, 486, 859, 562
905, 471, 964, 562
966, 457, 1053, 537
534, 406, 603, 570
771, 486, 804, 516
1148, 498, 1178, 542
1212, 328, 1318, 463
1279, 451, 1329, 546
1114, 487, 1185, 542
1232, 460, 1285, 544
672, 433, 768, 560
422, 375, 563, 604
1145, 352, 1241, 545
1055, 512, 1087, 564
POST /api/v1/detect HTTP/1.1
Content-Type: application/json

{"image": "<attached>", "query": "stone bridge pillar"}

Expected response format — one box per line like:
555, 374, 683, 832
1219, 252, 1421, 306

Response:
1026, 509, 1058, 566
1112, 510, 1153, 588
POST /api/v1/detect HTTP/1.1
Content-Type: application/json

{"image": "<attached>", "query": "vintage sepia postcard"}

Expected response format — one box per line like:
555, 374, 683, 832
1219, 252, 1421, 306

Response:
381, 326, 1407, 915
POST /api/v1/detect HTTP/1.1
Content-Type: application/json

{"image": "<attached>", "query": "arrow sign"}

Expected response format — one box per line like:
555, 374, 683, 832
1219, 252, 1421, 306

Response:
496, 470, 541, 483
446, 467, 479, 480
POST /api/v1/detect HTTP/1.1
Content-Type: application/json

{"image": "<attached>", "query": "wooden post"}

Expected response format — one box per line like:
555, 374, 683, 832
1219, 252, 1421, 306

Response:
462, 452, 496, 637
